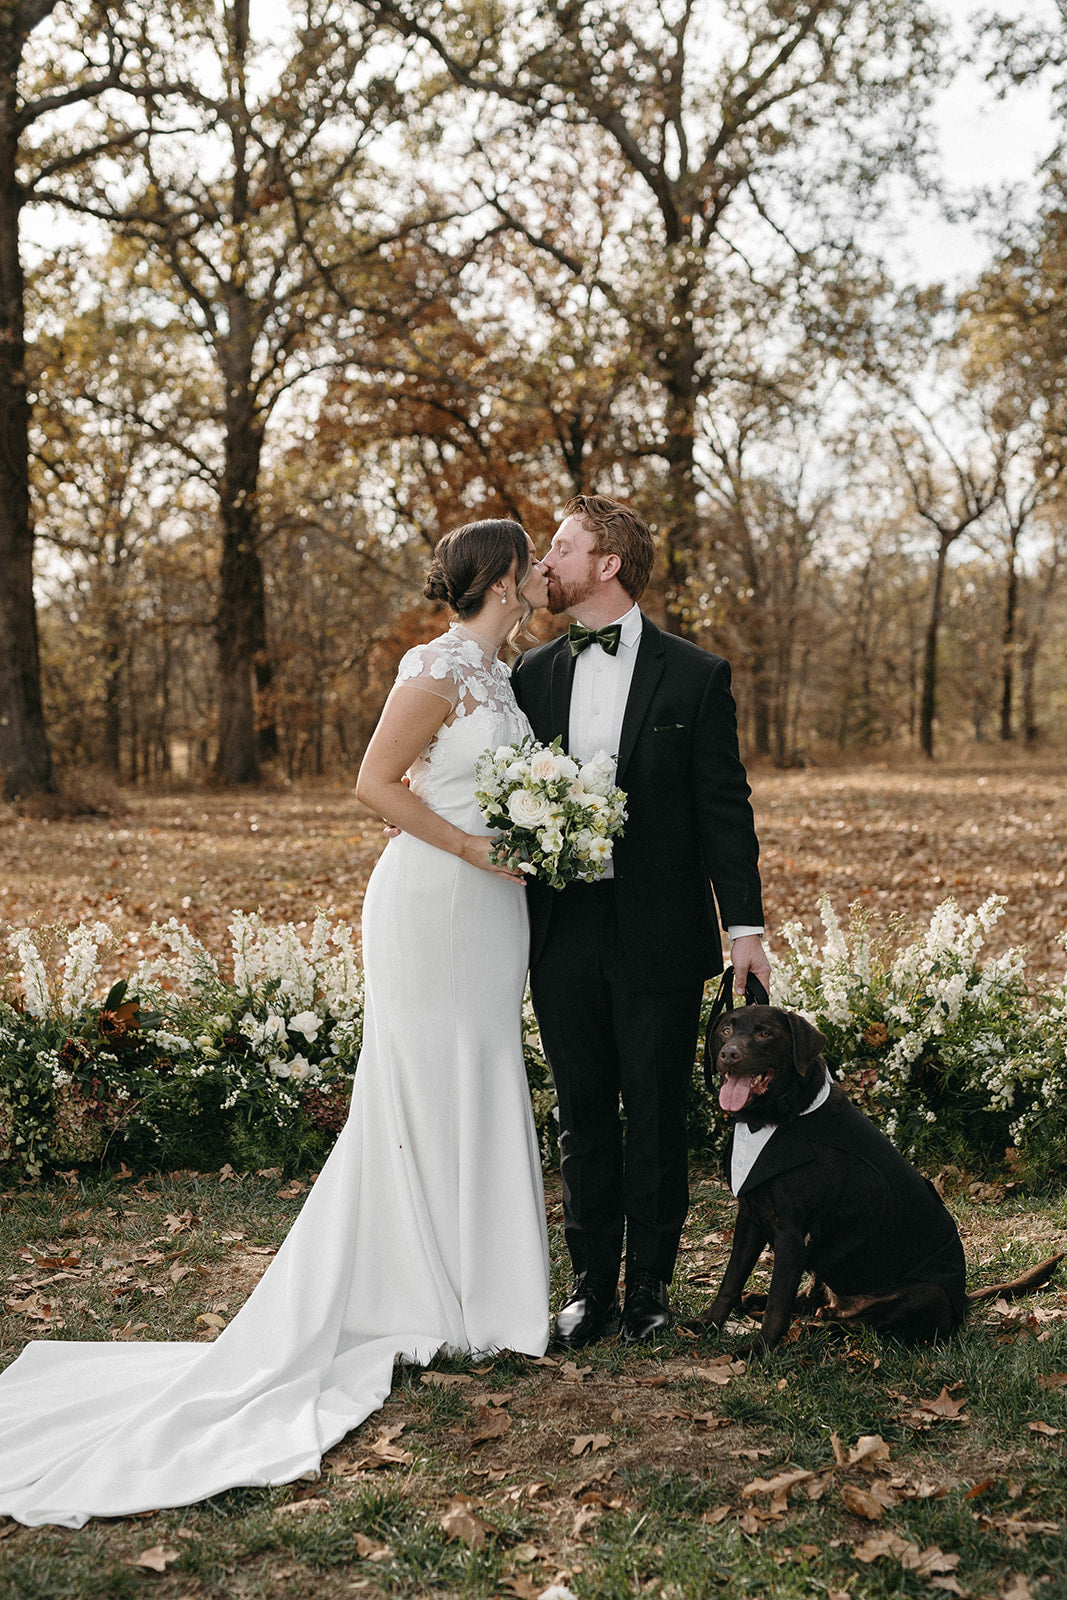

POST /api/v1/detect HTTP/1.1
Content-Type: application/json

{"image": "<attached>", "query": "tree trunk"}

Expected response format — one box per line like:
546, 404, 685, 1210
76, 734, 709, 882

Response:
919, 531, 952, 759
0, 10, 55, 799
660, 307, 699, 638
1000, 522, 1020, 741
214, 417, 266, 784
213, 265, 269, 784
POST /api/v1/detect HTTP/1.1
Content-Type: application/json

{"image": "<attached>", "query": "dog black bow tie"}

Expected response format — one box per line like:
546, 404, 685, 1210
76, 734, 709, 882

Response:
568, 622, 622, 657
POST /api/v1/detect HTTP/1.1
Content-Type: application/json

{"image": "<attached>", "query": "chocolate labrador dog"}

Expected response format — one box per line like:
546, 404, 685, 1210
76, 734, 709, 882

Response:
689, 992, 969, 1355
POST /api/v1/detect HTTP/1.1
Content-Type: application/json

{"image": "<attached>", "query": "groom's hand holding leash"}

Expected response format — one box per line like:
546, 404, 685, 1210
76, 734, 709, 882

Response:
730, 934, 771, 1001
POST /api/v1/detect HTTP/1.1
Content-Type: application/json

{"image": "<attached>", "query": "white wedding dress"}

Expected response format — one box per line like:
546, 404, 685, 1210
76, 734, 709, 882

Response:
0, 630, 550, 1528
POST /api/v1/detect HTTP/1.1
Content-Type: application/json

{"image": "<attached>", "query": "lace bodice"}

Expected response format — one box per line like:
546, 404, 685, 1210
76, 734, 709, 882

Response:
395, 628, 531, 829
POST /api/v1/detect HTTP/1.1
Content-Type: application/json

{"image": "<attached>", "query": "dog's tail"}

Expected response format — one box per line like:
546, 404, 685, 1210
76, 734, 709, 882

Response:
966, 1251, 1064, 1304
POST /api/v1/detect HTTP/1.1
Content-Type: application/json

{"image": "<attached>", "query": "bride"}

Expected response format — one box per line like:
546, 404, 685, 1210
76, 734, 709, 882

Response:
0, 518, 552, 1528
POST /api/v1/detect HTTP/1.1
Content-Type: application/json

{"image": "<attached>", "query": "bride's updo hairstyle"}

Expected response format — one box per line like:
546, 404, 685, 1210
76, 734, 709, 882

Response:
424, 519, 533, 634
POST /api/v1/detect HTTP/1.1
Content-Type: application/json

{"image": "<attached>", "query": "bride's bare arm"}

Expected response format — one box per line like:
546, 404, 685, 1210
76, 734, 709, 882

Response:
355, 685, 525, 882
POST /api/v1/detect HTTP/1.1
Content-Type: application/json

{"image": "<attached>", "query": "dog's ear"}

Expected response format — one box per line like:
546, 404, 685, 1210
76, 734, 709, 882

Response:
786, 1012, 827, 1078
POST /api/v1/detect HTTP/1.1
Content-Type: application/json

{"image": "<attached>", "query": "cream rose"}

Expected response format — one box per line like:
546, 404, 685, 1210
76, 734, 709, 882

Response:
528, 748, 564, 782
507, 788, 553, 828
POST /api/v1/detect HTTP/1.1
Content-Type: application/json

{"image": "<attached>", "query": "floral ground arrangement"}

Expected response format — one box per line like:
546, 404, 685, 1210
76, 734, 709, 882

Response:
2, 890, 1066, 1182
0, 1167, 1064, 1600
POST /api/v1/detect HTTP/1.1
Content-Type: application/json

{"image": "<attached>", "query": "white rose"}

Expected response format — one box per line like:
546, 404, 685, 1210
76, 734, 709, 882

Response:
556, 753, 580, 779
528, 748, 563, 782
579, 751, 616, 795
507, 788, 552, 828
288, 1010, 321, 1043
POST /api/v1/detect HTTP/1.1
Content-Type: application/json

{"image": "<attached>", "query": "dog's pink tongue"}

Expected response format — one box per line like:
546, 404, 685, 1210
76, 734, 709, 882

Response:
719, 1074, 752, 1113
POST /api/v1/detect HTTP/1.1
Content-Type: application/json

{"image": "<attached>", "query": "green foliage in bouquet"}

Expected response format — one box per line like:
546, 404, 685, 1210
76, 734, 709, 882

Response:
770, 895, 1067, 1179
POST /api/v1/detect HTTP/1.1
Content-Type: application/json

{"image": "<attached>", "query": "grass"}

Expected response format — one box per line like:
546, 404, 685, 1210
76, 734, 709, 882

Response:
2, 1165, 1065, 1599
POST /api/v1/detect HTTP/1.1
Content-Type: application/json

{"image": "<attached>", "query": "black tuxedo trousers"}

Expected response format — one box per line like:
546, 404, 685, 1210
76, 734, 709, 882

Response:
511, 618, 764, 1286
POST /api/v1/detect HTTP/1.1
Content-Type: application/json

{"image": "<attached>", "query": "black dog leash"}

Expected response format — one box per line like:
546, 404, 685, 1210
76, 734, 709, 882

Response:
702, 966, 770, 1094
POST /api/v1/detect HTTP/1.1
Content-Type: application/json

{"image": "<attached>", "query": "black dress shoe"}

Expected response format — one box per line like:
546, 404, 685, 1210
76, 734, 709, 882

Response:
554, 1277, 618, 1349
620, 1272, 671, 1344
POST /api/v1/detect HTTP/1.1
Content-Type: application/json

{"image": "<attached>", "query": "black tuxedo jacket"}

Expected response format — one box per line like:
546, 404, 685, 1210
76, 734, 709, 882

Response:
510, 615, 763, 991
725, 1089, 968, 1319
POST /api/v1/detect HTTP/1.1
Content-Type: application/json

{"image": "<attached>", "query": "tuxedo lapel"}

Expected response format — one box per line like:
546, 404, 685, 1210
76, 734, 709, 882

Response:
548, 638, 577, 748
616, 615, 665, 783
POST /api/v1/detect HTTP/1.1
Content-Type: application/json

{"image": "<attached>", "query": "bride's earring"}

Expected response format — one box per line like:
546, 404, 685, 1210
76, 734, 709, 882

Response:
501, 592, 508, 606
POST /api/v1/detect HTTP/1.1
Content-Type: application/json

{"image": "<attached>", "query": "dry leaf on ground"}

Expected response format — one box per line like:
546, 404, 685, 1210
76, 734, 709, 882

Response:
131, 1545, 182, 1572
439, 1493, 494, 1548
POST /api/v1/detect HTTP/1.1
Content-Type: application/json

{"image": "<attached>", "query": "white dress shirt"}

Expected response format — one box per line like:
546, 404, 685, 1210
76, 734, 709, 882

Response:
566, 604, 763, 939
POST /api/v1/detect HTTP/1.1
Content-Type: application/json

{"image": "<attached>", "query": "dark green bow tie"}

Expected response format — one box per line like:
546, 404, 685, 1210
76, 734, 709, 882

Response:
568, 621, 622, 658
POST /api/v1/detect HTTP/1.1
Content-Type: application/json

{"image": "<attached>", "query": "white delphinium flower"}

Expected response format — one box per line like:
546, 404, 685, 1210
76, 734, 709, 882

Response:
133, 918, 218, 996
321, 925, 363, 1020
9, 930, 50, 1018
59, 921, 111, 1012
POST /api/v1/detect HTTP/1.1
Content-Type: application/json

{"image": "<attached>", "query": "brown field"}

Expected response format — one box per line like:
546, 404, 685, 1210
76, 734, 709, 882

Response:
2, 759, 1065, 979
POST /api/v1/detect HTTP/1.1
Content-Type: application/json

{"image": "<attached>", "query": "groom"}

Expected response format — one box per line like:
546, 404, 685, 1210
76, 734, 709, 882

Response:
511, 495, 769, 1348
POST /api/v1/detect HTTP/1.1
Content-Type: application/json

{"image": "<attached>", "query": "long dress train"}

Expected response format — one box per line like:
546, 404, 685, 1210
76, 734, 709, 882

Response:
0, 632, 550, 1528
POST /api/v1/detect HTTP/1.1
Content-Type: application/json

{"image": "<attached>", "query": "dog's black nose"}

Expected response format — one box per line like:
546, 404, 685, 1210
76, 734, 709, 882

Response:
718, 1041, 743, 1065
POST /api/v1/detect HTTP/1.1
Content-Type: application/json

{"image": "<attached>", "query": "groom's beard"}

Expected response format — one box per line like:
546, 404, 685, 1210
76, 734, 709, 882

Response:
547, 564, 597, 615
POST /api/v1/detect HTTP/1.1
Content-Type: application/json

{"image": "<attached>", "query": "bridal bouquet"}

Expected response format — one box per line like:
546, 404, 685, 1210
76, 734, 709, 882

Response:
474, 736, 627, 890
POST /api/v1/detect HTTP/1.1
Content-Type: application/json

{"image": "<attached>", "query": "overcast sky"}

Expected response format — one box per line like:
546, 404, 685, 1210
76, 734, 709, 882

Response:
903, 0, 1058, 283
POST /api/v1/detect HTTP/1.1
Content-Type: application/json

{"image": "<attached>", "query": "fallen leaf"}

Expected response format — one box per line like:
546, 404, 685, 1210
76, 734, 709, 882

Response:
352, 1532, 393, 1560
369, 1426, 414, 1465
841, 1481, 898, 1520
848, 1433, 891, 1468
1037, 1372, 1067, 1390
132, 1545, 181, 1572
701, 1505, 732, 1525
558, 1361, 592, 1383
743, 1469, 815, 1499
1000, 1574, 1034, 1600
499, 1576, 541, 1599
470, 1406, 511, 1444
421, 1372, 473, 1387
439, 1494, 493, 1548
694, 1361, 745, 1385
572, 1503, 602, 1536
273, 1497, 331, 1516
919, 1387, 967, 1419
570, 1434, 611, 1457
853, 1532, 923, 1564
1027, 1420, 1062, 1437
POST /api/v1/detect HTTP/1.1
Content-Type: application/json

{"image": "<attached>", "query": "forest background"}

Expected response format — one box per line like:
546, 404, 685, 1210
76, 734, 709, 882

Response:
1, 0, 1067, 804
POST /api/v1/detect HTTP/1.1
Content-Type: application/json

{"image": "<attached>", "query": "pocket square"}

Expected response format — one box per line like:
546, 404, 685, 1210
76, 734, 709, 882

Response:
652, 722, 686, 733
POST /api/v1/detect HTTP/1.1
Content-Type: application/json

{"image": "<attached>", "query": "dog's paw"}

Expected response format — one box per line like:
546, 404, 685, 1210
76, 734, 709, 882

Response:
678, 1308, 727, 1337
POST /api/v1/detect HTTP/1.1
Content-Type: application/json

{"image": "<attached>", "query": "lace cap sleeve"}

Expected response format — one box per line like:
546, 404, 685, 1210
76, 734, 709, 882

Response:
395, 639, 462, 707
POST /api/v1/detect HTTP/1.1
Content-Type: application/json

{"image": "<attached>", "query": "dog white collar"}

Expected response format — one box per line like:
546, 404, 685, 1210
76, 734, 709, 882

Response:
730, 1069, 832, 1196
